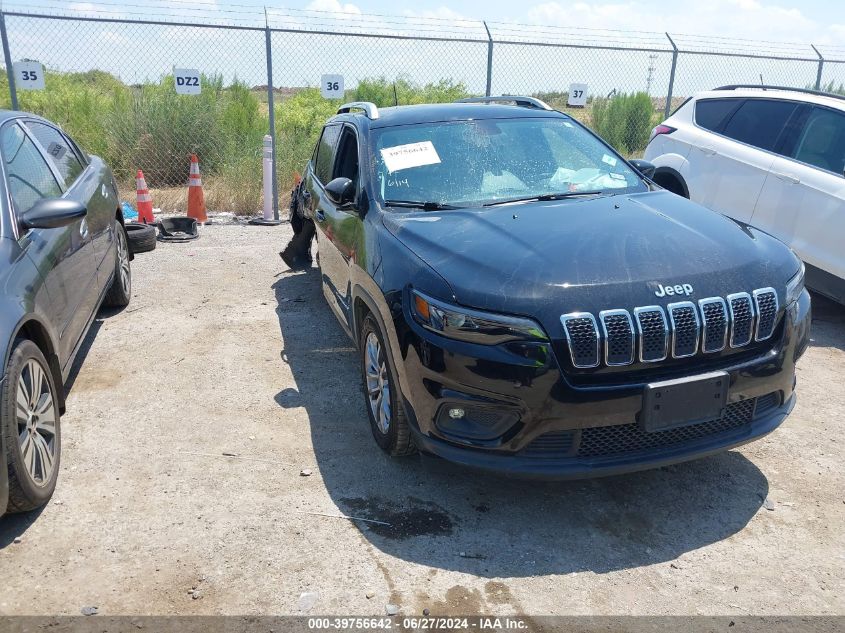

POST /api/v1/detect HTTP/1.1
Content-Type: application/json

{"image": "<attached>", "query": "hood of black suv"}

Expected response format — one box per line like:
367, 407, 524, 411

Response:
382, 190, 798, 327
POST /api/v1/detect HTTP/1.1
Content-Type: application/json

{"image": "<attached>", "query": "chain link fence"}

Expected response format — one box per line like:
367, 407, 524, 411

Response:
1, 5, 842, 215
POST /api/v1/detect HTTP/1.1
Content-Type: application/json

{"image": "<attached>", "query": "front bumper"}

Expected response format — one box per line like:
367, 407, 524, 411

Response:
394, 290, 811, 479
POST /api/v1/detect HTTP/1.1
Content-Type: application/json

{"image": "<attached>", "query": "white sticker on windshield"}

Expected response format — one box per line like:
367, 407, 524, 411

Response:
602, 154, 618, 167
563, 121, 574, 128
380, 141, 441, 173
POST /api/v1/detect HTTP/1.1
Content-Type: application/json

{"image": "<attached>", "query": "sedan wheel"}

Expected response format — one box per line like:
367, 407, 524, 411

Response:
2, 339, 62, 512
16, 359, 58, 487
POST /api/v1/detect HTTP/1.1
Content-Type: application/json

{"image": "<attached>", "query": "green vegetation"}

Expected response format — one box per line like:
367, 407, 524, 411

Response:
0, 68, 663, 211
590, 92, 656, 155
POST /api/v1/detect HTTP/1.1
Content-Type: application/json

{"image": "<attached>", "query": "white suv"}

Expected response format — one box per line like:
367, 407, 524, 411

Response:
644, 85, 845, 304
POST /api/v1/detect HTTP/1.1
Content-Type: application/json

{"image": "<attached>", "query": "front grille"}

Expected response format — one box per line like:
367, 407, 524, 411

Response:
521, 392, 781, 460
600, 310, 635, 366
519, 431, 575, 458
699, 298, 728, 353
668, 302, 700, 358
560, 287, 780, 369
561, 313, 600, 368
634, 307, 668, 362
754, 288, 778, 341
728, 293, 754, 347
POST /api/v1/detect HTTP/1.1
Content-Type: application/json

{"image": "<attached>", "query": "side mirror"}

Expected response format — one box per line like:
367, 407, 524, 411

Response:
629, 159, 656, 179
20, 198, 87, 230
325, 177, 355, 208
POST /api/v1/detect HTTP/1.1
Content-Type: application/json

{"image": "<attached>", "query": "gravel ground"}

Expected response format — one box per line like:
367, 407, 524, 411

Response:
0, 222, 842, 616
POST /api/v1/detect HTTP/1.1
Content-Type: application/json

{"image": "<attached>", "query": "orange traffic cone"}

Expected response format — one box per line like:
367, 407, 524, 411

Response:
187, 154, 208, 224
135, 170, 155, 224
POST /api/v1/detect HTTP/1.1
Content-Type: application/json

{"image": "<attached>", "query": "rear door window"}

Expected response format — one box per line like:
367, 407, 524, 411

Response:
314, 125, 341, 184
1, 123, 62, 216
25, 121, 85, 188
721, 99, 798, 152
694, 98, 741, 132
791, 107, 845, 175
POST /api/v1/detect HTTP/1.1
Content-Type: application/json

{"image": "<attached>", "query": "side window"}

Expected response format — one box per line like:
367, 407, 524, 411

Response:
1, 123, 62, 216
314, 125, 341, 184
694, 98, 741, 132
721, 99, 798, 152
791, 107, 845, 175
333, 128, 359, 187
25, 121, 85, 187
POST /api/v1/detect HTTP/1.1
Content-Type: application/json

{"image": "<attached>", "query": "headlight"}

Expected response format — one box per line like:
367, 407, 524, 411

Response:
410, 289, 547, 345
786, 261, 805, 305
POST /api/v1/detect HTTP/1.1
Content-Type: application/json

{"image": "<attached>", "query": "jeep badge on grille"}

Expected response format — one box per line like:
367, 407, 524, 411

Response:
654, 282, 694, 297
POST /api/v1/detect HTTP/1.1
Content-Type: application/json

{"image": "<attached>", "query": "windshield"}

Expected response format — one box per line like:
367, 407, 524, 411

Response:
371, 117, 646, 208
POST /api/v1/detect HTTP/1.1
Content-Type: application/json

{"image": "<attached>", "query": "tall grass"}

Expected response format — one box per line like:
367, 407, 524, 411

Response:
591, 92, 656, 155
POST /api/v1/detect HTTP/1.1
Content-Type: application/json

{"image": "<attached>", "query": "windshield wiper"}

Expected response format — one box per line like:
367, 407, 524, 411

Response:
483, 190, 605, 207
384, 199, 461, 211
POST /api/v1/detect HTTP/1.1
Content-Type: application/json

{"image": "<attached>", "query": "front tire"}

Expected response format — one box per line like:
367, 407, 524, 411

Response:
1, 339, 61, 513
359, 313, 416, 457
103, 220, 132, 308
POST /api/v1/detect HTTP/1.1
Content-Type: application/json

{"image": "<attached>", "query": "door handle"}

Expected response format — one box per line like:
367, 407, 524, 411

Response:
79, 218, 89, 239
315, 209, 326, 222
773, 172, 800, 184
699, 146, 717, 156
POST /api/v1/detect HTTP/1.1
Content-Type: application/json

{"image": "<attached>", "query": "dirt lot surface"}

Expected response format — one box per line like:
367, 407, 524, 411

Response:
0, 223, 843, 616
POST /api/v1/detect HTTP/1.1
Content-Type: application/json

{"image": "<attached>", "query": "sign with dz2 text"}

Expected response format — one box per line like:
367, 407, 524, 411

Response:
174, 69, 202, 95
14, 61, 45, 91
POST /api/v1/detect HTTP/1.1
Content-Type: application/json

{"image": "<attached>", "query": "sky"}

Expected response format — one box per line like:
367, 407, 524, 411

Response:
5, 0, 845, 96
15, 0, 844, 48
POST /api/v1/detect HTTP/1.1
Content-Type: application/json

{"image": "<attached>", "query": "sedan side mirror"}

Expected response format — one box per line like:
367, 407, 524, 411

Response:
629, 159, 657, 179
20, 198, 87, 230
325, 177, 356, 208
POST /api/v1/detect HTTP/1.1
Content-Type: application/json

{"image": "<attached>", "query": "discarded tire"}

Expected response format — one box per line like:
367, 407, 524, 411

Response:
158, 217, 199, 242
125, 222, 157, 254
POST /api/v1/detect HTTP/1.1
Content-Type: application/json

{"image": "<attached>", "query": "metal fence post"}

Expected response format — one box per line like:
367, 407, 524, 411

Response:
265, 9, 279, 220
664, 32, 679, 119
811, 44, 824, 91
483, 21, 493, 97
0, 10, 18, 110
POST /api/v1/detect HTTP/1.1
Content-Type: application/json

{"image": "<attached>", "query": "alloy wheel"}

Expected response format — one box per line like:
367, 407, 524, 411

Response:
117, 226, 131, 294
15, 358, 57, 487
365, 332, 391, 434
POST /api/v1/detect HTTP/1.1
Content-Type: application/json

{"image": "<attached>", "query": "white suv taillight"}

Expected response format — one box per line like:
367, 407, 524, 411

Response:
648, 124, 676, 144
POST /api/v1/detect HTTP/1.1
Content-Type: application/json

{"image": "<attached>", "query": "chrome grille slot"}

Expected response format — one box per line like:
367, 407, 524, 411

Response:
753, 288, 778, 341
698, 297, 728, 353
561, 313, 600, 368
599, 310, 635, 366
727, 292, 754, 347
634, 306, 668, 363
667, 301, 700, 358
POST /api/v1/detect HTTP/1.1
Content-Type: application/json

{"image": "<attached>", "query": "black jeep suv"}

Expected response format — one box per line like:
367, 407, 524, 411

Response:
293, 96, 811, 478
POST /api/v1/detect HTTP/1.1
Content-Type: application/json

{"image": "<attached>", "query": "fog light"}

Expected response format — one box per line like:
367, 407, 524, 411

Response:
448, 408, 465, 419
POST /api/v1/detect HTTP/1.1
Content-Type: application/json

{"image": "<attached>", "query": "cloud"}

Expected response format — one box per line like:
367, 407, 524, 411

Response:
523, 0, 841, 48
306, 0, 362, 17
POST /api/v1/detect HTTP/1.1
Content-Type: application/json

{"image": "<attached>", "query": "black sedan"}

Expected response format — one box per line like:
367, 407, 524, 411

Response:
0, 111, 131, 515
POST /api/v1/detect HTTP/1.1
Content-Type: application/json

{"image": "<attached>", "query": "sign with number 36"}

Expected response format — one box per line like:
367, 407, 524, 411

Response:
321, 74, 344, 99
14, 61, 45, 91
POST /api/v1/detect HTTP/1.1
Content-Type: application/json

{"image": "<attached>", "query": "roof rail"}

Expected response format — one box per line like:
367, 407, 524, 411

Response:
336, 101, 380, 119
455, 95, 553, 111
713, 84, 845, 103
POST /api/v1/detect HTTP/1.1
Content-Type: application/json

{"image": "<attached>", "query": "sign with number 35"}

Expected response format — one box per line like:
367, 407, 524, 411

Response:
14, 61, 45, 91
321, 74, 344, 99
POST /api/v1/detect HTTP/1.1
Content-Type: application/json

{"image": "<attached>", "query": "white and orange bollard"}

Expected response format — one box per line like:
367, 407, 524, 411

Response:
135, 170, 155, 224
186, 154, 208, 224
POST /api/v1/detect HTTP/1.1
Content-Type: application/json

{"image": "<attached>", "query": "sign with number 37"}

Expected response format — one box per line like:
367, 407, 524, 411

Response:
14, 61, 45, 90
